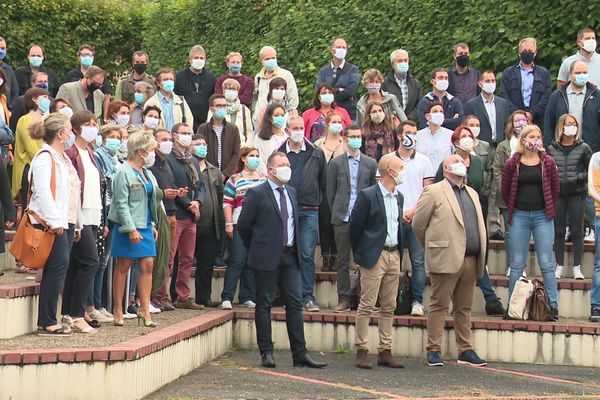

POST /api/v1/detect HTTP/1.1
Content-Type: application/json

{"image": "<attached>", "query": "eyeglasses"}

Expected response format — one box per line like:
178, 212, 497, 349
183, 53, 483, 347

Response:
564, 122, 578, 126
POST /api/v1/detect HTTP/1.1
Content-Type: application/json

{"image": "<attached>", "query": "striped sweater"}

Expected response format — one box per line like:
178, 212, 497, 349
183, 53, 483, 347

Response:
223, 172, 266, 224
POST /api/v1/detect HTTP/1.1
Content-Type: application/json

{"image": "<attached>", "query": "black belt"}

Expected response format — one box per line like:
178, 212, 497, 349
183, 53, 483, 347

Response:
383, 245, 398, 252
282, 245, 296, 253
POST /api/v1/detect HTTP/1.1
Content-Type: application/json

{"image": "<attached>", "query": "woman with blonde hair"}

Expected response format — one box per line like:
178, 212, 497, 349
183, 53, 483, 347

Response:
355, 68, 406, 126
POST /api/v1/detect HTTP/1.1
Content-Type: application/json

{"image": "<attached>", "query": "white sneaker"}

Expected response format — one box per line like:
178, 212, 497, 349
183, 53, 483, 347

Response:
149, 303, 162, 314
573, 265, 585, 280
411, 302, 424, 316
506, 268, 511, 277
221, 300, 233, 310
99, 308, 113, 318
555, 265, 564, 279
585, 229, 596, 242
565, 227, 571, 242
506, 268, 527, 278
240, 300, 256, 309
123, 312, 137, 319
89, 309, 114, 323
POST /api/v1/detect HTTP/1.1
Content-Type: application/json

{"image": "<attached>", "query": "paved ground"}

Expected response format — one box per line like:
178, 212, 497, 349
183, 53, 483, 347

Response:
145, 350, 600, 399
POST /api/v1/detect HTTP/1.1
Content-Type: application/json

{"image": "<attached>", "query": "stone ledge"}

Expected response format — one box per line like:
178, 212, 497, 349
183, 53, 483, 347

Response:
0, 282, 40, 299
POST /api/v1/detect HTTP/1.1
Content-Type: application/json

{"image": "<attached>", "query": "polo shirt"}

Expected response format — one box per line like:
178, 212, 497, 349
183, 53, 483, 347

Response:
395, 149, 434, 211
558, 51, 600, 86
415, 126, 454, 171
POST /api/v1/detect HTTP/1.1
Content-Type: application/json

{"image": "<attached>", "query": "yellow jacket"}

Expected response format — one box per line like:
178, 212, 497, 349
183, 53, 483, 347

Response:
12, 114, 42, 199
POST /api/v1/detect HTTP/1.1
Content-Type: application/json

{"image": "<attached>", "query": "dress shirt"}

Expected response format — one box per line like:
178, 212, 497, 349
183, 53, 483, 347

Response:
158, 92, 175, 131
268, 179, 295, 246
378, 182, 399, 246
566, 85, 585, 126
482, 94, 497, 141
344, 151, 361, 222
519, 63, 535, 108
331, 59, 346, 76
394, 73, 409, 110
452, 183, 480, 256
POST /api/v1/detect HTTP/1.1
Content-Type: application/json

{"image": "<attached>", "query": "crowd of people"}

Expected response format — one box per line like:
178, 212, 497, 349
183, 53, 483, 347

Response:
0, 27, 599, 367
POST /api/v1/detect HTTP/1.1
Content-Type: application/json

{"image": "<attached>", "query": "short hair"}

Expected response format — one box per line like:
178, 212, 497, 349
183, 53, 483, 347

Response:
399, 120, 417, 133
453, 42, 469, 52
24, 87, 49, 112
222, 78, 240, 91
29, 113, 69, 144
518, 37, 537, 51
362, 69, 384, 84
127, 130, 156, 160
515, 125, 544, 154
84, 66, 104, 79
313, 83, 337, 109
462, 115, 480, 126
555, 114, 581, 142
142, 105, 161, 118
171, 122, 191, 134
267, 151, 287, 167
577, 27, 595, 40
99, 124, 122, 139
480, 70, 496, 80
425, 101, 443, 114
226, 52, 243, 63
153, 128, 170, 139
30, 71, 48, 85
154, 68, 175, 83
77, 44, 94, 55
107, 100, 129, 118
330, 37, 346, 48
209, 93, 226, 106
505, 109, 528, 139
430, 67, 447, 80
27, 43, 45, 56
189, 45, 206, 58
70, 110, 97, 134
389, 49, 408, 63
259, 46, 276, 59
286, 115, 303, 128
451, 126, 474, 144
569, 59, 587, 74
192, 133, 207, 142
49, 97, 72, 113
134, 80, 153, 94
132, 51, 149, 63
344, 124, 362, 136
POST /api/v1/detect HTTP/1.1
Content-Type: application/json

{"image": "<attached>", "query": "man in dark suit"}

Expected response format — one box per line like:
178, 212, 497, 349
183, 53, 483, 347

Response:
464, 70, 510, 146
327, 125, 378, 312
499, 37, 552, 126
238, 152, 327, 369
382, 49, 423, 124
350, 154, 405, 369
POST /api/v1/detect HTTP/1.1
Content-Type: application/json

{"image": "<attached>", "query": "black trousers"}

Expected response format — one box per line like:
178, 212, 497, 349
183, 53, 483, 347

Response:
253, 251, 307, 359
318, 196, 337, 256
195, 225, 219, 304
61, 225, 99, 318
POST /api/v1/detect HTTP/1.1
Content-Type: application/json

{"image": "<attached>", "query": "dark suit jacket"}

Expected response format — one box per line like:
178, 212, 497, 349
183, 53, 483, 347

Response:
238, 181, 300, 271
326, 152, 378, 225
14, 64, 60, 97
463, 95, 510, 144
382, 71, 423, 123
499, 63, 552, 126
315, 62, 360, 119
349, 184, 404, 268
166, 153, 206, 220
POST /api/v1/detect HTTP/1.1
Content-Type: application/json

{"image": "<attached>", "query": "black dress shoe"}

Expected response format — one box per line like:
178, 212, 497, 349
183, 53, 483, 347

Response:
489, 231, 505, 241
261, 352, 276, 368
198, 300, 219, 308
214, 257, 227, 267
293, 353, 327, 368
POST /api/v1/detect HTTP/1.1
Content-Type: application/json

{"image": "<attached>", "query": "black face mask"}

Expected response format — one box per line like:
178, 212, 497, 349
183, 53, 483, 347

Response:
133, 63, 147, 74
520, 51, 535, 64
87, 81, 101, 92
456, 54, 469, 68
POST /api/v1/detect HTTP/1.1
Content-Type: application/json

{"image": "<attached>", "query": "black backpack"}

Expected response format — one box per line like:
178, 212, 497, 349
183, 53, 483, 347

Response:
394, 273, 412, 315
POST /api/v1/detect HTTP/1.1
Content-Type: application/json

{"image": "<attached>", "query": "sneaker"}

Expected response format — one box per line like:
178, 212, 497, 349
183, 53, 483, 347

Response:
589, 306, 600, 322
411, 302, 424, 316
221, 300, 233, 310
127, 303, 139, 315
123, 312, 137, 320
89, 309, 114, 323
506, 267, 510, 277
149, 303, 162, 314
555, 265, 564, 279
99, 308, 114, 319
240, 300, 256, 309
174, 298, 205, 310
305, 301, 320, 312
485, 300, 504, 316
548, 307, 559, 322
585, 229, 595, 242
457, 349, 487, 367
333, 300, 351, 313
573, 265, 585, 280
427, 351, 443, 367
565, 227, 571, 242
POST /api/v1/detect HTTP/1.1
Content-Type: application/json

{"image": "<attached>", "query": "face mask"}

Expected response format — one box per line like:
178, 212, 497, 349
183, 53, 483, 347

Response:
456, 54, 469, 68
246, 156, 260, 170
36, 82, 49, 90
229, 63, 242, 74
105, 138, 121, 154
482, 82, 496, 94
450, 162, 467, 177
29, 56, 43, 68
158, 140, 173, 155
116, 114, 130, 126
134, 92, 145, 105
320, 93, 334, 104
133, 63, 147, 74
429, 112, 445, 126
290, 130, 304, 143
143, 150, 156, 168
120, 140, 128, 153
95, 135, 103, 148
273, 166, 292, 183
58, 106, 73, 118
272, 115, 287, 128
365, 83, 381, 94
264, 59, 278, 71
81, 126, 99, 143
334, 48, 347, 59
563, 125, 578, 137
87, 81, 101, 93
575, 73, 589, 87
370, 112, 385, 124
514, 122, 527, 134
395, 62, 409, 74
582, 39, 597, 53
64, 133, 76, 150
80, 55, 94, 67
347, 137, 362, 150
392, 169, 406, 185
402, 134, 416, 149
176, 134, 192, 147
520, 51, 535, 64
191, 59, 205, 70
145, 116, 159, 129
329, 122, 343, 134
469, 126, 480, 138
0, 49, 6, 60
271, 89, 286, 101
435, 79, 449, 91
37, 97, 51, 113
524, 139, 543, 152
459, 136, 474, 152
213, 108, 227, 120
194, 144, 208, 158
162, 79, 175, 92
224, 89, 238, 102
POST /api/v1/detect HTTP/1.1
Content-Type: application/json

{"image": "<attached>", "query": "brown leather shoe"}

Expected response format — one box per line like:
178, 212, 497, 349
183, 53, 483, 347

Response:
333, 300, 351, 313
174, 298, 205, 310
355, 349, 372, 369
377, 349, 405, 368
156, 298, 175, 311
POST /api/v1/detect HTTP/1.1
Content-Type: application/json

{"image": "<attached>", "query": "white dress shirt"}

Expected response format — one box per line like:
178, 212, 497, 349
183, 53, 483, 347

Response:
269, 178, 295, 246
378, 182, 399, 246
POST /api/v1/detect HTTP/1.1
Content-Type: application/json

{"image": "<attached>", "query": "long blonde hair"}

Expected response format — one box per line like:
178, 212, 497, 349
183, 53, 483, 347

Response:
515, 125, 545, 154
554, 114, 580, 142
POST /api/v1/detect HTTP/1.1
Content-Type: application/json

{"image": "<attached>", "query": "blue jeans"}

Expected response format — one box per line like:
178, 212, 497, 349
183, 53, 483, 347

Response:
507, 209, 558, 308
129, 259, 141, 298
402, 223, 426, 304
221, 227, 255, 303
592, 218, 600, 307
87, 229, 113, 309
477, 267, 499, 303
298, 210, 318, 303
501, 209, 513, 269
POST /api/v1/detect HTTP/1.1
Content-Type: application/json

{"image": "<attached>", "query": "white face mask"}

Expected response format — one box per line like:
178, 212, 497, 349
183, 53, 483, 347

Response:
224, 89, 238, 102
143, 150, 156, 168
482, 82, 496, 94
469, 127, 480, 138
191, 58, 205, 70
273, 166, 292, 184
116, 114, 130, 126
158, 141, 173, 155
145, 116, 159, 129
563, 125, 578, 137
459, 136, 474, 152
583, 39, 597, 53
176, 134, 192, 147
81, 126, 99, 143
271, 89, 286, 101
290, 130, 304, 143
370, 112, 385, 124
435, 79, 449, 91
450, 162, 467, 177
392, 169, 405, 185
334, 48, 347, 59
429, 112, 445, 126
58, 107, 73, 118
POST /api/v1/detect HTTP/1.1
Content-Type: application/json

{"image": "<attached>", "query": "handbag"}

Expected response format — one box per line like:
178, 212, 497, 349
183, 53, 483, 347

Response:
9, 151, 57, 269
529, 279, 550, 321
507, 278, 535, 320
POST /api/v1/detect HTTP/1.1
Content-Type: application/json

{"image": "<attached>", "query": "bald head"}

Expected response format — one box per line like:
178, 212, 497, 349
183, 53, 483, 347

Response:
442, 154, 467, 183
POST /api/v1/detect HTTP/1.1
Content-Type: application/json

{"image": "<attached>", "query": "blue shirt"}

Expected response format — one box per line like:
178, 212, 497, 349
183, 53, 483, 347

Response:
519, 63, 535, 108
344, 152, 361, 222
158, 92, 175, 131
378, 182, 399, 246
268, 179, 295, 246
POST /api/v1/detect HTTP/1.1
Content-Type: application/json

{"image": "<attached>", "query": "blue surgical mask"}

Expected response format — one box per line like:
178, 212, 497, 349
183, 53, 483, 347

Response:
264, 59, 277, 71
162, 79, 175, 92
37, 97, 50, 113
36, 82, 49, 90
229, 63, 242, 74
246, 156, 260, 170
575, 73, 589, 87
134, 92, 145, 105
272, 115, 287, 128
347, 137, 362, 150
0, 49, 6, 60
396, 62, 409, 74
64, 133, 76, 150
194, 144, 207, 158
29, 56, 43, 68
80, 55, 94, 67
214, 108, 227, 120
104, 138, 121, 154
95, 135, 103, 148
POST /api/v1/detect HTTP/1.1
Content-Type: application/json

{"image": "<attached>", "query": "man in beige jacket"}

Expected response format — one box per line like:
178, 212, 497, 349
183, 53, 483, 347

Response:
412, 154, 487, 368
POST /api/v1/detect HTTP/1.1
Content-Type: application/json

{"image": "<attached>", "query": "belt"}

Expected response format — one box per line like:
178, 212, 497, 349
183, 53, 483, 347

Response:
383, 245, 398, 252
301, 207, 319, 212
282, 245, 296, 253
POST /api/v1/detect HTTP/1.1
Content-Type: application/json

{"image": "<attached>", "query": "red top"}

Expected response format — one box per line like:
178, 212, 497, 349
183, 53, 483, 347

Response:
214, 74, 254, 108
301, 106, 352, 140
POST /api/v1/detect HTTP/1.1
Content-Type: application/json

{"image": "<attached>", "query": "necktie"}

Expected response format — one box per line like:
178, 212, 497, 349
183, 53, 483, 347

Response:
277, 186, 288, 245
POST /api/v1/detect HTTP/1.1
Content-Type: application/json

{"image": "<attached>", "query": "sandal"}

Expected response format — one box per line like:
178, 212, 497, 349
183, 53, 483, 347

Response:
37, 324, 72, 336
72, 318, 97, 334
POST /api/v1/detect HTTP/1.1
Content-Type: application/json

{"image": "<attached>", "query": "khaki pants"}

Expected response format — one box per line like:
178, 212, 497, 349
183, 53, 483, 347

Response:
427, 256, 477, 354
355, 250, 400, 352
